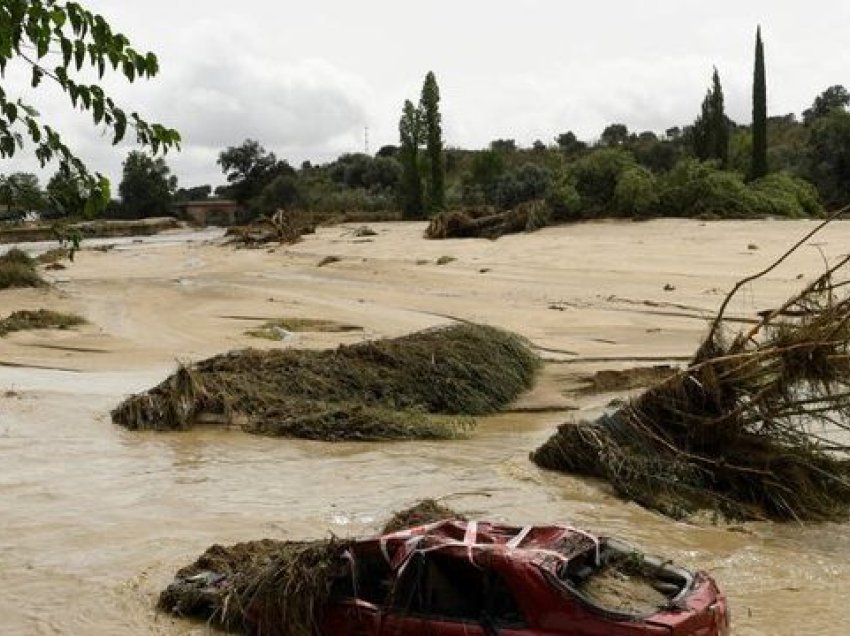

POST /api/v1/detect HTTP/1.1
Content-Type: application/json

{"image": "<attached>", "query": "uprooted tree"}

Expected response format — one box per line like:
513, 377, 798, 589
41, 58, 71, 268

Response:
533, 210, 850, 522
0, 1, 181, 216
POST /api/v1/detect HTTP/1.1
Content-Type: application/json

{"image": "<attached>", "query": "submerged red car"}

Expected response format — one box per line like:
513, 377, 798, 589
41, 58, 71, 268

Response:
322, 519, 729, 636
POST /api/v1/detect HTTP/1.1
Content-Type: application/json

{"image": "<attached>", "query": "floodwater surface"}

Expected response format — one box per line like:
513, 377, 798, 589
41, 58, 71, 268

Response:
2, 220, 850, 635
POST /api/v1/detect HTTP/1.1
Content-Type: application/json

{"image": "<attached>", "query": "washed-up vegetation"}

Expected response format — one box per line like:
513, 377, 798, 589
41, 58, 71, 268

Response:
112, 324, 539, 441
533, 216, 850, 521
35, 248, 70, 265
381, 498, 466, 533
425, 200, 549, 240
158, 499, 461, 634
0, 249, 45, 290
225, 209, 315, 247
0, 309, 86, 337
245, 318, 361, 340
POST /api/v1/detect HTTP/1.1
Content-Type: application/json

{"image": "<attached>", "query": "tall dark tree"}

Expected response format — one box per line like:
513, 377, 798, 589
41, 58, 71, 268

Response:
751, 26, 768, 180
692, 68, 730, 167
399, 100, 424, 218
217, 139, 294, 209
803, 85, 850, 124
420, 71, 446, 212
118, 151, 177, 219
600, 123, 629, 147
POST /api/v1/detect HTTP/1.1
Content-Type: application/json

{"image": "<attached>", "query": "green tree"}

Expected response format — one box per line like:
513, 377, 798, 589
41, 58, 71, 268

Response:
398, 99, 424, 218
555, 131, 586, 155
751, 26, 768, 180
419, 71, 445, 212
600, 123, 629, 147
803, 85, 850, 124
805, 108, 850, 205
0, 172, 46, 218
692, 68, 730, 167
217, 139, 294, 208
468, 150, 506, 205
0, 1, 180, 216
117, 151, 177, 219
174, 185, 212, 202
45, 167, 87, 216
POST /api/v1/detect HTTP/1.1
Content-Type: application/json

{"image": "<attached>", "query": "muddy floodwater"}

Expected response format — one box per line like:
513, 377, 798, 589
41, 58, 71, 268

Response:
2, 220, 850, 634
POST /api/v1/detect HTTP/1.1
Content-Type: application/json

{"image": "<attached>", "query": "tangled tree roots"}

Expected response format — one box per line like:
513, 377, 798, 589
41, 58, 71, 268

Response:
225, 209, 315, 247
112, 324, 539, 441
533, 211, 850, 522
158, 500, 462, 635
425, 200, 550, 240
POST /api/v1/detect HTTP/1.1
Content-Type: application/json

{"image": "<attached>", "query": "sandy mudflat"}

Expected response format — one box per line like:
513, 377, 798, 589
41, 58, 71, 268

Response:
1, 218, 849, 635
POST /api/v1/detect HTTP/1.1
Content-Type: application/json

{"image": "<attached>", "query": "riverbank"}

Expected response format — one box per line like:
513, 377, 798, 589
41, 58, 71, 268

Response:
0, 216, 181, 244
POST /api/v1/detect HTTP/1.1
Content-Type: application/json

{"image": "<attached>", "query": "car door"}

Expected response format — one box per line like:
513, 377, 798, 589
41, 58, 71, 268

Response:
380, 550, 534, 636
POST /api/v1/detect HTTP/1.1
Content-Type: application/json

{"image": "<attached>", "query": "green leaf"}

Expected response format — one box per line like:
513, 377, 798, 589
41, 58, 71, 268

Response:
61, 38, 73, 68
113, 109, 126, 144
74, 39, 85, 71
26, 117, 40, 143
31, 66, 43, 88
93, 97, 104, 124
51, 8, 67, 28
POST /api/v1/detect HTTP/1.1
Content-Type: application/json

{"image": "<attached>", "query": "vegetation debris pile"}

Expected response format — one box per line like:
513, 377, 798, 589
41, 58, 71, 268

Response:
425, 200, 549, 240
0, 309, 86, 337
112, 323, 539, 441
533, 221, 850, 521
0, 249, 46, 290
158, 499, 463, 635
225, 209, 315, 247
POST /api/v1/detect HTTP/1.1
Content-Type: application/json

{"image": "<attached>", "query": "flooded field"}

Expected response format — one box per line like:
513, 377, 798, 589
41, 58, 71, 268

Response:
2, 219, 849, 634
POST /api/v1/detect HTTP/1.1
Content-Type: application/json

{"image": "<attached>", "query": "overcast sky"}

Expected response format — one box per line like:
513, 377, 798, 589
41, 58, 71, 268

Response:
4, 1, 850, 189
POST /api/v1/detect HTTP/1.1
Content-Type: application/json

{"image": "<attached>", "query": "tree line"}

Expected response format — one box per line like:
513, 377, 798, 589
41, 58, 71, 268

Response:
3, 24, 850, 223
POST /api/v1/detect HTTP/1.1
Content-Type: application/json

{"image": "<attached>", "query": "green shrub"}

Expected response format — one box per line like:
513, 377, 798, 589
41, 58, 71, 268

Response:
657, 159, 824, 219
546, 175, 582, 221
749, 173, 824, 218
613, 166, 659, 217
567, 148, 637, 216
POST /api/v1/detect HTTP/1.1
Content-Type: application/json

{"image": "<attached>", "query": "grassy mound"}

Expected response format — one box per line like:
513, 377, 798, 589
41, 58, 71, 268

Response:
112, 323, 539, 441
0, 249, 45, 290
0, 309, 86, 337
532, 223, 850, 521
158, 500, 462, 635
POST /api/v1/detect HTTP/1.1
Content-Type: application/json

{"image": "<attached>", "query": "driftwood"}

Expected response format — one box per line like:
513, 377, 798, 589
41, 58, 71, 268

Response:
226, 209, 315, 247
425, 200, 549, 240
533, 208, 850, 521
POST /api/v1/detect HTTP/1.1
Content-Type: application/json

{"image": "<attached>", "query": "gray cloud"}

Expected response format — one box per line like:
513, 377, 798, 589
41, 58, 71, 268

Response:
3, 0, 850, 188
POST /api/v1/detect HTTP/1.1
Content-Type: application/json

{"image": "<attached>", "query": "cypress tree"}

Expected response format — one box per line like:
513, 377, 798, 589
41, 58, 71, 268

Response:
692, 68, 729, 167
751, 26, 768, 180
420, 71, 446, 212
399, 100, 424, 219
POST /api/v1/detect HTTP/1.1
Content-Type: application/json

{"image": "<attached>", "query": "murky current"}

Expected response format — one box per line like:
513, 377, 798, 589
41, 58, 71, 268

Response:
2, 229, 850, 635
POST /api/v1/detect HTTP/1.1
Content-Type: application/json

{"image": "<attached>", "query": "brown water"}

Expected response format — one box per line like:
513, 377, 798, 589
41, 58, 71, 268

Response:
3, 221, 850, 635
3, 377, 849, 635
